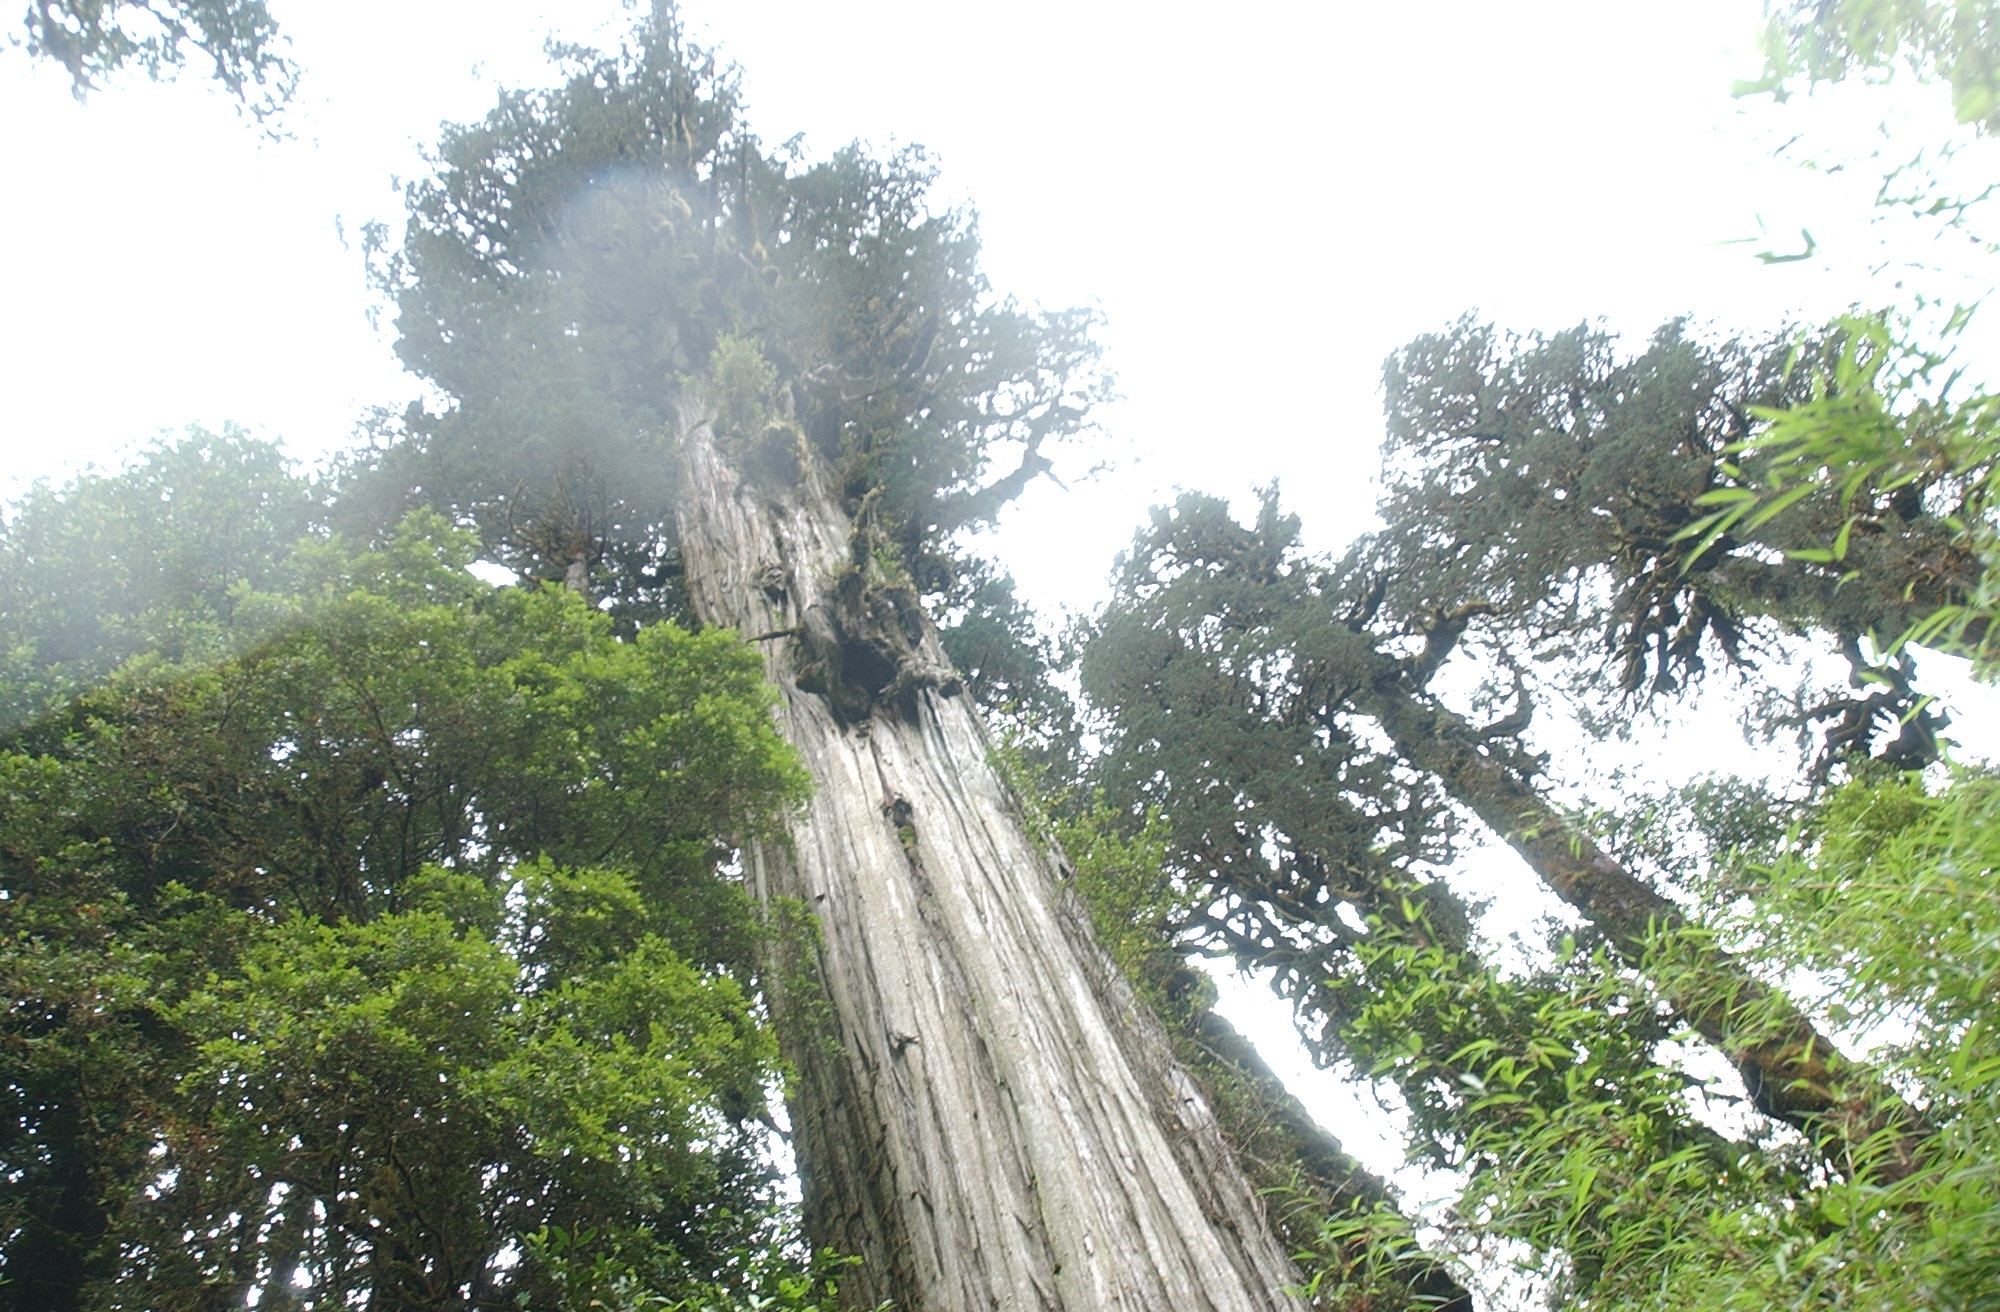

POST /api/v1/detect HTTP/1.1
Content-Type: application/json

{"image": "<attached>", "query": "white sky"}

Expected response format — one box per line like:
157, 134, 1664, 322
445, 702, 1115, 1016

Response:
4, 0, 1993, 595
3, 1, 1996, 1286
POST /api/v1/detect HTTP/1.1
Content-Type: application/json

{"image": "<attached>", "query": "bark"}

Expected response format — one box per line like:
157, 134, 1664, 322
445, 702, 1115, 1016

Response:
672, 411, 1308, 1311
1358, 664, 1928, 1179
1150, 963, 1475, 1312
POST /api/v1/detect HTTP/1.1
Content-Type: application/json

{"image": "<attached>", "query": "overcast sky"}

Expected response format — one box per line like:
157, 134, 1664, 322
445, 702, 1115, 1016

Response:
4, 0, 1992, 607
4, 3, 1995, 1269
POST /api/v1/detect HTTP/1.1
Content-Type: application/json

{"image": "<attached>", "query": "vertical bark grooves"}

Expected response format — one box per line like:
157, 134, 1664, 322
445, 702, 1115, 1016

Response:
673, 414, 1308, 1311
1360, 669, 1927, 1174
1172, 989, 1476, 1312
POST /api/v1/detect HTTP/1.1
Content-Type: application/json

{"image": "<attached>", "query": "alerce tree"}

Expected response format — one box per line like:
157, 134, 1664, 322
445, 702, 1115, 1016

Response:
1080, 471, 1990, 1306
360, 7, 1307, 1307
1083, 486, 1927, 1141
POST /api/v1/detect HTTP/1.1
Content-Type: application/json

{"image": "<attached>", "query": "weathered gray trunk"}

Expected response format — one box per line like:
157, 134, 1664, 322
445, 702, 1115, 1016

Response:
673, 413, 1308, 1311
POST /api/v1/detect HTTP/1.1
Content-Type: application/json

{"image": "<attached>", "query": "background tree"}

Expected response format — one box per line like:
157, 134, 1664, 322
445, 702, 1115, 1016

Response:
1073, 462, 2000, 1303
1370, 317, 1972, 773
0, 439, 817, 1310
0, 426, 317, 734
1064, 6, 2000, 1265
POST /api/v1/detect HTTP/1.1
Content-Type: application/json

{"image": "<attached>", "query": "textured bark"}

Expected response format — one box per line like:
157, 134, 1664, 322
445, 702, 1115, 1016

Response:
1359, 666, 1927, 1177
1149, 964, 1475, 1312
673, 413, 1308, 1311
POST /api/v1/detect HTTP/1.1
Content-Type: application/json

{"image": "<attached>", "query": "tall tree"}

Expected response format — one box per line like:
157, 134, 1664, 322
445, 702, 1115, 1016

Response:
1081, 486, 1991, 1306
1083, 491, 1931, 1167
362, 7, 1309, 1307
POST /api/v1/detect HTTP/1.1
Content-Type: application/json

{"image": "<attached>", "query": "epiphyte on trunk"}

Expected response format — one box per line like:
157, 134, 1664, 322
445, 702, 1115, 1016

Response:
791, 581, 962, 723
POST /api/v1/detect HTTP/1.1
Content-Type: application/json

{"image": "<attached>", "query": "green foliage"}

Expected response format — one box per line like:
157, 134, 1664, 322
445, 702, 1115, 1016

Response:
525, 1230, 883, 1312
1081, 482, 2000, 1303
0, 426, 320, 735
1374, 316, 1967, 761
1747, 0, 2000, 131
1425, 768, 2000, 1311
1681, 309, 2000, 674
364, 2, 1107, 605
708, 333, 787, 442
138, 881, 780, 1311
17, 0, 294, 115
1731, 770, 2000, 1092
1347, 926, 1764, 1306
1291, 1204, 1470, 1311
0, 442, 820, 1309
1293, 810, 2000, 1312
1054, 800, 1185, 986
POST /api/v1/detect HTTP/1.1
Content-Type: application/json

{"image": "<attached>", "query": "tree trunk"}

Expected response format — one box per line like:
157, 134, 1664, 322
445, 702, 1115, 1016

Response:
1358, 665, 1928, 1179
1152, 963, 1475, 1312
672, 414, 1308, 1311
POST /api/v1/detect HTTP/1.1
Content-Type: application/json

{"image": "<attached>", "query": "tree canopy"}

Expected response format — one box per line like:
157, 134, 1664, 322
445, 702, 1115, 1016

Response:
1369, 317, 1970, 769
1748, 0, 2000, 130
0, 435, 820, 1310
360, 5, 1105, 620
15, 0, 294, 115
1078, 472, 1998, 1307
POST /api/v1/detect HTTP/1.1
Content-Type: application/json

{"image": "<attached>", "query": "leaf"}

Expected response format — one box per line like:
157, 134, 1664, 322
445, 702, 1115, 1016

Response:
1743, 481, 1816, 530
1571, 1165, 1599, 1214
1756, 228, 1818, 264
